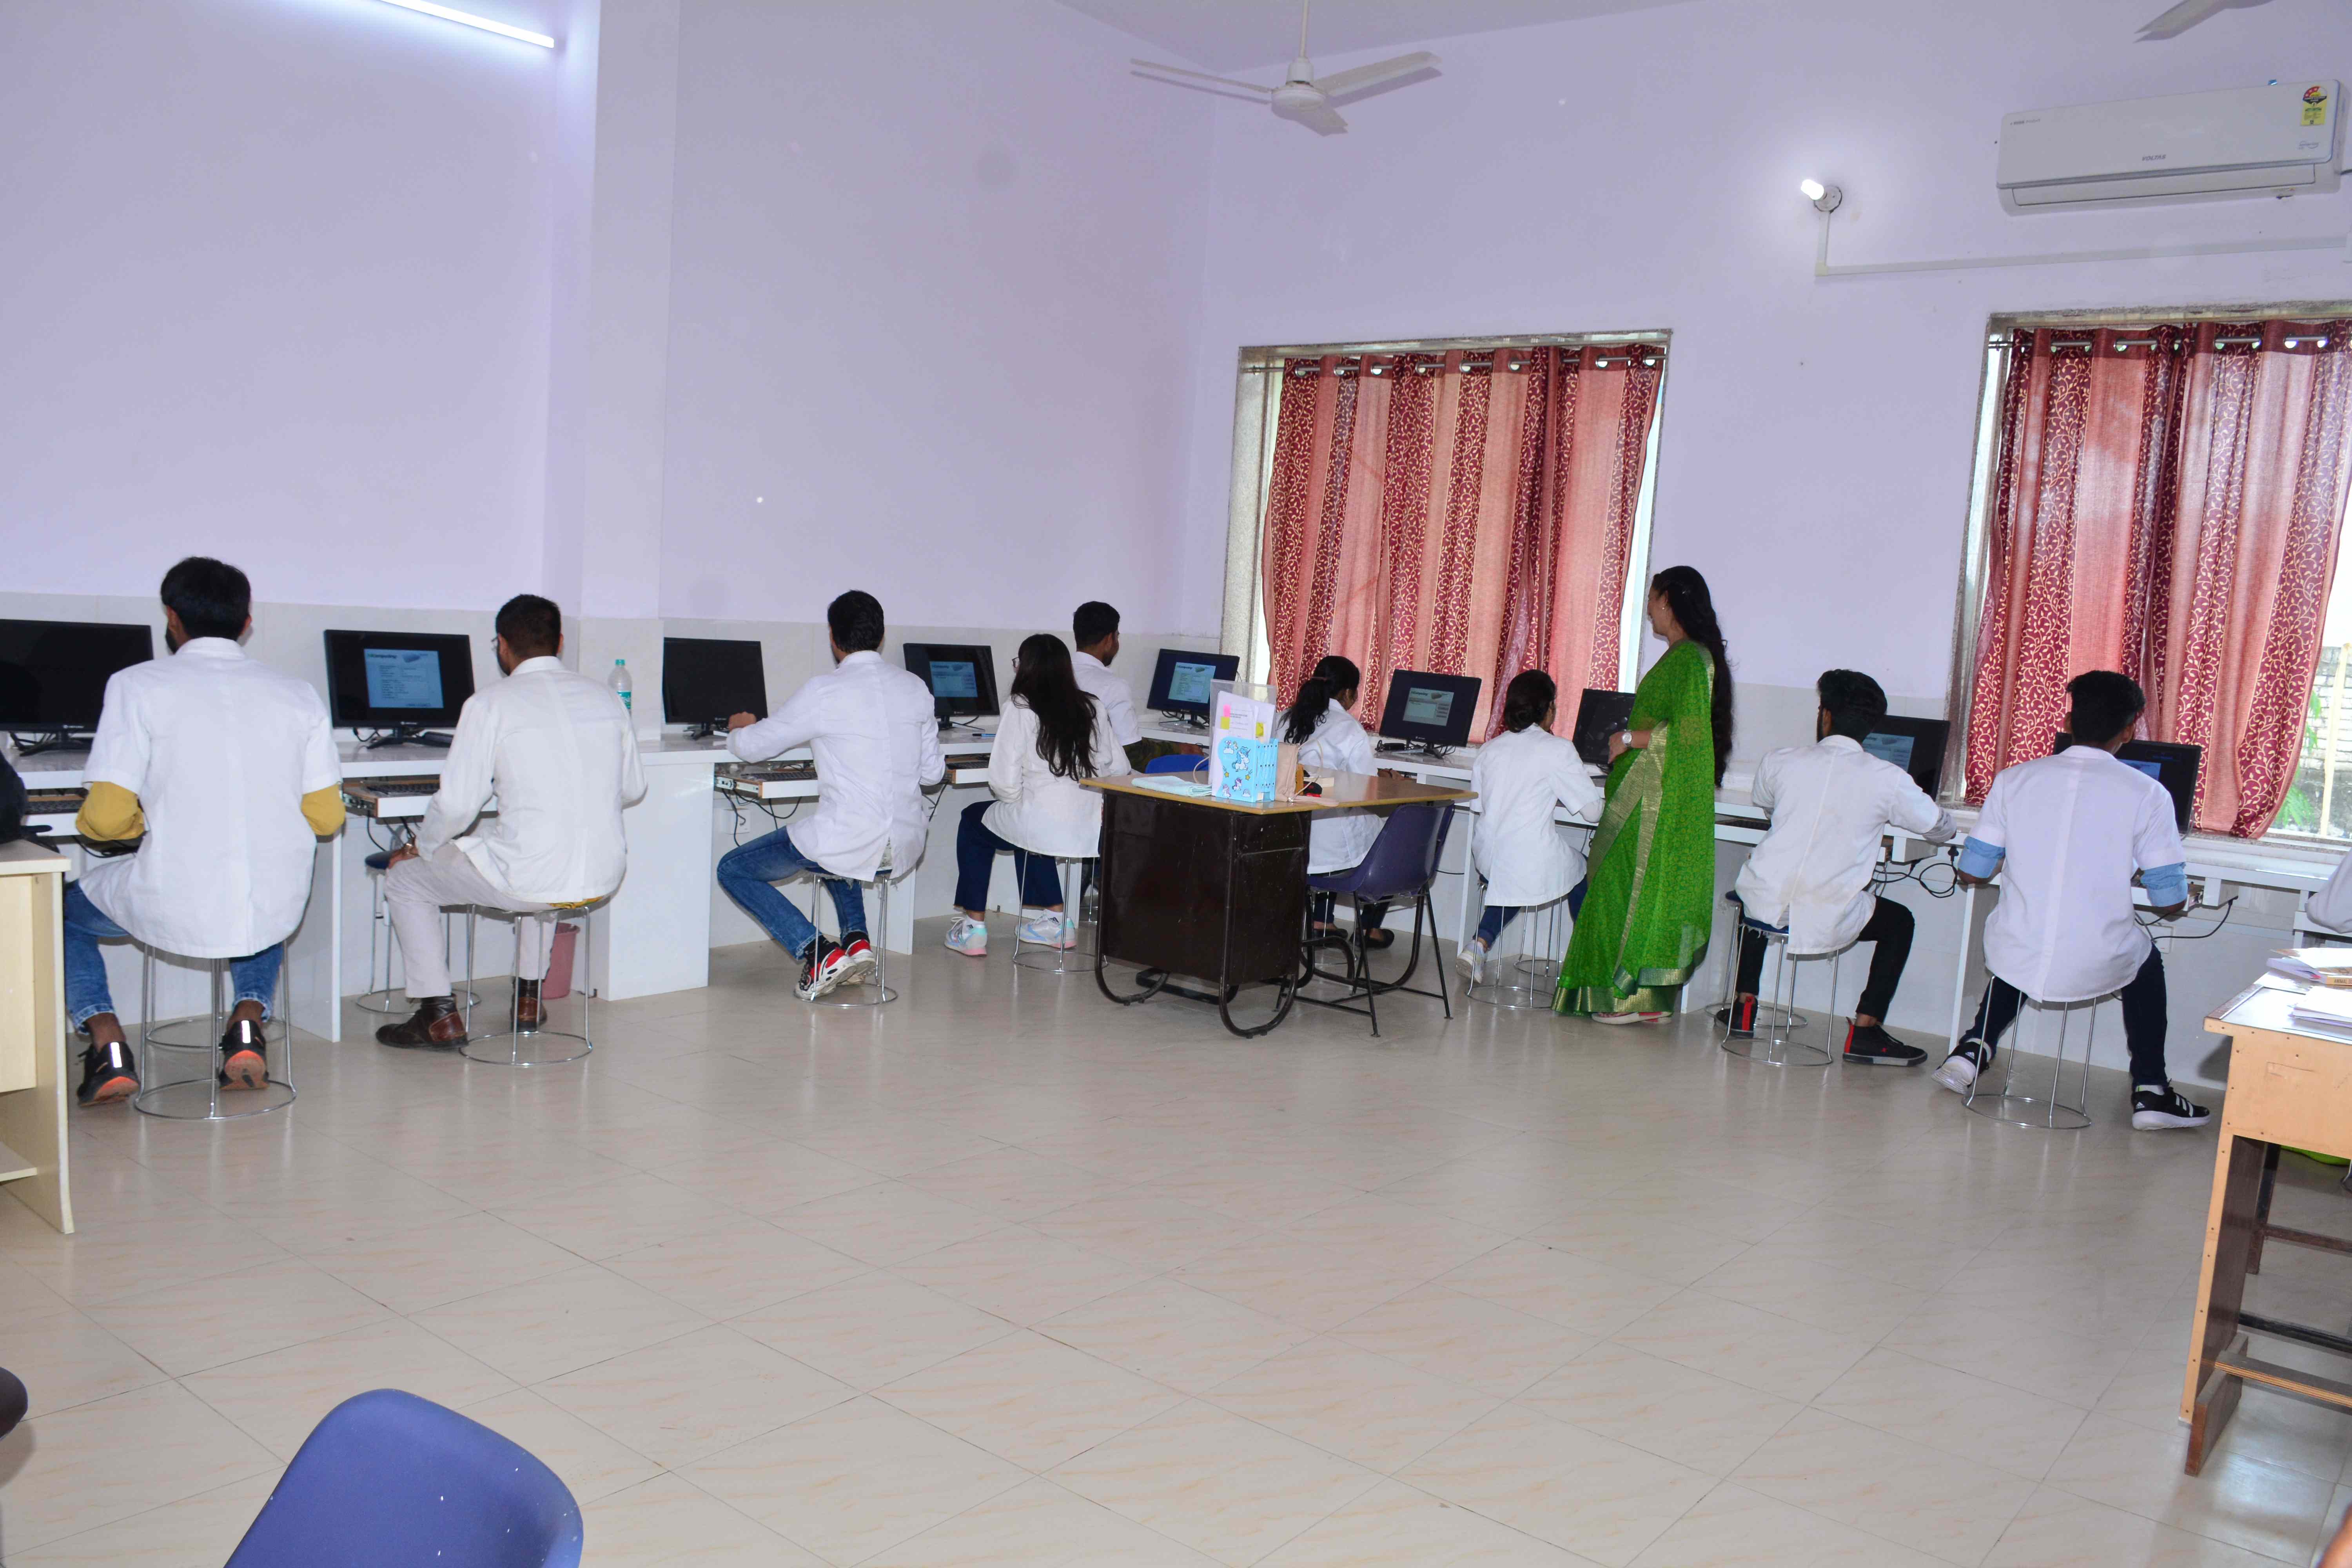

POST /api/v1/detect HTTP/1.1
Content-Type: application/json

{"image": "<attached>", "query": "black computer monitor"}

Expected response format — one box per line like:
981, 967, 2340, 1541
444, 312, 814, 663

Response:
1376, 670, 1482, 755
902, 643, 999, 732
2051, 732, 2202, 831
0, 619, 156, 751
323, 630, 476, 748
1860, 715, 1951, 799
1572, 688, 1635, 766
662, 637, 767, 737
1147, 647, 1240, 724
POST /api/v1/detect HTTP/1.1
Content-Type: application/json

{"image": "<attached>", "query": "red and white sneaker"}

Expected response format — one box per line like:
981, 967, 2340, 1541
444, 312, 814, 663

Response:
834, 934, 878, 984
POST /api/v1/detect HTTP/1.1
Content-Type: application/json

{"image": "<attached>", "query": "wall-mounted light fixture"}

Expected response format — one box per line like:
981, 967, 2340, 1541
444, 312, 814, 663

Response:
1799, 178, 1844, 213
375, 0, 555, 48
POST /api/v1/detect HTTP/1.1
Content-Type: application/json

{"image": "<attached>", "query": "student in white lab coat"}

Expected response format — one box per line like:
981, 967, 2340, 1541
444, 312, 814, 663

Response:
718, 591, 945, 1000
1285, 655, 1395, 947
1722, 670, 1955, 1065
1938, 670, 2210, 1131
946, 633, 1125, 958
1071, 600, 1145, 771
376, 594, 646, 1048
1458, 671, 1603, 984
64, 557, 345, 1105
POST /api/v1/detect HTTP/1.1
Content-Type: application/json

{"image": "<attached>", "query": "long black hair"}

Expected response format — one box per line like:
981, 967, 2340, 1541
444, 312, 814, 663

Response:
1500, 670, 1556, 733
1010, 633, 1100, 780
1284, 655, 1361, 744
1650, 565, 1734, 784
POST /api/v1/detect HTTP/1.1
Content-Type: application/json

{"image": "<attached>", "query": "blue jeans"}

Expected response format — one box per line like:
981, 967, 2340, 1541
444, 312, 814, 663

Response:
1475, 902, 1521, 947
716, 827, 867, 960
62, 882, 282, 1031
953, 801, 1066, 913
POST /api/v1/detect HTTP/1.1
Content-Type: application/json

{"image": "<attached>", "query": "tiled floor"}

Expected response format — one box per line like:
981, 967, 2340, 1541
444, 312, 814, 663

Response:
4, 927, 2351, 1566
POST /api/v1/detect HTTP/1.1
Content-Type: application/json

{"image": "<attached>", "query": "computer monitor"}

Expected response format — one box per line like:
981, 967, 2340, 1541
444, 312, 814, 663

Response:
323, 630, 476, 748
1376, 670, 1482, 756
1859, 715, 1951, 799
2051, 732, 2202, 831
902, 642, 999, 732
1147, 647, 1240, 726
0, 619, 156, 751
662, 637, 767, 738
1571, 688, 1636, 766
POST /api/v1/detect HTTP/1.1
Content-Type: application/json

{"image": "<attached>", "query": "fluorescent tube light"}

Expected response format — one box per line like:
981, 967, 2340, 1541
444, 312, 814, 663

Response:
374, 0, 555, 48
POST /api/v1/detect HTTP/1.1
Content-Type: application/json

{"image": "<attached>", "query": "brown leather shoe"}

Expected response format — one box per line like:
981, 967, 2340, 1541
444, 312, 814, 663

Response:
514, 979, 543, 1029
376, 996, 466, 1050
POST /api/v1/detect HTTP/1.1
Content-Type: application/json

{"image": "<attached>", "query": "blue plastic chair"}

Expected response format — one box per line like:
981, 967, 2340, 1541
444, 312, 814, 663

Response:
226, 1390, 582, 1568
1301, 803, 1456, 1036
1144, 753, 1208, 774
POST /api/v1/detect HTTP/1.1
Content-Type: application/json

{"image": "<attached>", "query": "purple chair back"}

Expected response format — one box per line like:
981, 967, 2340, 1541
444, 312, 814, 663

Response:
1307, 805, 1455, 903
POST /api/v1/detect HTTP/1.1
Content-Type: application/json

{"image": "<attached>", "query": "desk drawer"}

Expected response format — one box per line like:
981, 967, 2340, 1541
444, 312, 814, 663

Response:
2219, 1031, 2352, 1158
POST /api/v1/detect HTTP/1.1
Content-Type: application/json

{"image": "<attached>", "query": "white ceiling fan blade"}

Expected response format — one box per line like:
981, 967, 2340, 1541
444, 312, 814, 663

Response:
1276, 99, 1348, 136
2134, 0, 2243, 37
1311, 51, 1440, 101
1131, 59, 1274, 95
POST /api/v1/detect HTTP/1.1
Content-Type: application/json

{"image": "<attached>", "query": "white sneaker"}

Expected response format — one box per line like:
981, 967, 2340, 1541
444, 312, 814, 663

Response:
1592, 1011, 1667, 1026
1457, 938, 1488, 984
944, 916, 988, 957
1017, 911, 1077, 949
1933, 1041, 1990, 1095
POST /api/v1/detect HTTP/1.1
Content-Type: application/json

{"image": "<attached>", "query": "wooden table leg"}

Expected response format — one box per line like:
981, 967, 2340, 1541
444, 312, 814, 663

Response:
2182, 1130, 2267, 1474
2249, 1141, 2280, 1276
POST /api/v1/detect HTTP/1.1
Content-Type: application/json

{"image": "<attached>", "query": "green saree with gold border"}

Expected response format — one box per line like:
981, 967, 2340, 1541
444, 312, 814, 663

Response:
1554, 639, 1718, 1015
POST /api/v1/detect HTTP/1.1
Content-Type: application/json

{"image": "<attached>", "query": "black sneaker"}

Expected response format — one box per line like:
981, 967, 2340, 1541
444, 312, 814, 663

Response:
76, 1040, 138, 1107
1843, 1023, 1926, 1066
218, 1015, 268, 1089
1933, 1039, 1993, 1095
1714, 996, 1759, 1038
2131, 1085, 2212, 1131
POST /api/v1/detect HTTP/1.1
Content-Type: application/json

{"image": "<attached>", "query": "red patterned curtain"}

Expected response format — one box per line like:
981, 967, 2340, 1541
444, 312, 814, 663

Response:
1260, 345, 1662, 739
1963, 320, 2352, 836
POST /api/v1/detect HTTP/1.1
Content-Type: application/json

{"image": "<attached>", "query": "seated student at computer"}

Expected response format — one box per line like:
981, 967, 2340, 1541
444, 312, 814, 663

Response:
1722, 670, 1955, 1064
376, 595, 645, 1048
717, 591, 944, 999
1935, 670, 2209, 1130
946, 633, 1124, 957
1071, 601, 1146, 771
1283, 656, 1398, 947
1459, 671, 1603, 984
66, 557, 344, 1105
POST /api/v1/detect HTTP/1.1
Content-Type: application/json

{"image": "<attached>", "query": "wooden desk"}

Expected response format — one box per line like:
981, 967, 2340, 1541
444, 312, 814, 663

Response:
2181, 982, 2352, 1472
0, 842, 74, 1232
1081, 772, 1475, 1038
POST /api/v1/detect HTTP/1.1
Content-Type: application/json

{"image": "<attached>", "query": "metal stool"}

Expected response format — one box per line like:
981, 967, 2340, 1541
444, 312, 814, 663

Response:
1962, 987, 2094, 1131
1715, 907, 1840, 1069
463, 903, 597, 1066
1466, 896, 1570, 1010
1012, 853, 1093, 974
136, 949, 296, 1120
800, 857, 898, 1008
357, 849, 479, 1014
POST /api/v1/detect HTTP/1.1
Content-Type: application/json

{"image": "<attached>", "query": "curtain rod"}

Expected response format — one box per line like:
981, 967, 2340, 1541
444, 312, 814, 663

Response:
1248, 350, 1665, 376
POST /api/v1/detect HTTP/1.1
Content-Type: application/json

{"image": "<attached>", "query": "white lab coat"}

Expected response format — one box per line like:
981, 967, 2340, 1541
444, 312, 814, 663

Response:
1974, 746, 2185, 1003
417, 656, 646, 904
2310, 852, 2352, 932
983, 696, 1126, 859
78, 638, 340, 959
1468, 726, 1604, 906
730, 651, 945, 880
1733, 735, 1955, 954
1072, 651, 1141, 748
1299, 701, 1379, 874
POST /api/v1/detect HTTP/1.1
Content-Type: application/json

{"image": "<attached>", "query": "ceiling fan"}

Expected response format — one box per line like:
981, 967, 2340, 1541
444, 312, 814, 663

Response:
1130, 0, 1440, 136
2135, 0, 2274, 40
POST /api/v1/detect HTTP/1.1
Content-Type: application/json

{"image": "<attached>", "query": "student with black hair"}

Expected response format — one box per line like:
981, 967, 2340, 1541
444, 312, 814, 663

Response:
1724, 669, 1954, 1064
1070, 601, 1144, 769
1936, 670, 2210, 1130
1459, 671, 1602, 984
717, 590, 944, 1001
377, 593, 646, 1047
66, 557, 345, 1104
1285, 655, 1391, 945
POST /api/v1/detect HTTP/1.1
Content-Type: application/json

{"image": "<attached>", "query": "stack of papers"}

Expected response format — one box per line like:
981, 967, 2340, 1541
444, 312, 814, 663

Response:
2271, 947, 2352, 987
2289, 984, 2352, 1039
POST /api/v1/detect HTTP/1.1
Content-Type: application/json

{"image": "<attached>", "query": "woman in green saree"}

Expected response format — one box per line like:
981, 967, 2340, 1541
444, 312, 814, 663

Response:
1555, 566, 1734, 1022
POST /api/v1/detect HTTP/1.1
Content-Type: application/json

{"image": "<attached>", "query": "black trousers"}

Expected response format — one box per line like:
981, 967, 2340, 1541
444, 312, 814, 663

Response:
1965, 944, 2169, 1087
1736, 895, 1914, 1022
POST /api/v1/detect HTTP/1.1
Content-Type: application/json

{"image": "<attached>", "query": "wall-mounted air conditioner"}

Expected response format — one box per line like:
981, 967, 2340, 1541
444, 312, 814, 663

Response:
1998, 80, 2340, 213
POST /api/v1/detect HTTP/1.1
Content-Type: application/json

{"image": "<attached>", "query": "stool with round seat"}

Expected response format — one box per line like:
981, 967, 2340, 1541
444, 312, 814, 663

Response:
1714, 893, 1840, 1069
463, 903, 599, 1067
1012, 853, 1094, 974
1960, 986, 2096, 1131
358, 848, 479, 1016
797, 855, 899, 1007
138, 948, 296, 1120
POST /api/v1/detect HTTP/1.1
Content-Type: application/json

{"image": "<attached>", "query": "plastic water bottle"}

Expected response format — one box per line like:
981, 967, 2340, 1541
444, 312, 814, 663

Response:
609, 659, 632, 713
1080, 874, 1100, 930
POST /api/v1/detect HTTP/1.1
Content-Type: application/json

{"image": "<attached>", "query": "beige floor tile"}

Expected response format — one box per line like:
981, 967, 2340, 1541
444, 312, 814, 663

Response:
487, 1176, 742, 1262
0, 1381, 279, 1552
1437, 1241, 1680, 1338
181, 1317, 515, 1458
1331, 1284, 1595, 1398
1028, 1189, 1273, 1271
903, 1145, 1134, 1222
602, 1221, 867, 1319
2041, 1412, 2336, 1564
876, 1328, 1184, 1470
1207, 1335, 1502, 1474
650, 1140, 884, 1214
1731, 1406, 2038, 1565
683, 1395, 1029, 1563
538, 1323, 854, 1468
1173, 1231, 1422, 1332
1812, 1347, 2089, 1481
579, 1472, 823, 1566
1051, 1399, 1385, 1566
1879, 1298, 2132, 1409
1689, 1247, 1929, 1339
457, 1386, 666, 1503
1608, 1291, 1869, 1405
412, 1262, 709, 1384
1156, 1168, 1366, 1230
1260, 1477, 1596, 1565
863, 1476, 1223, 1566
1518, 1343, 1800, 1477
0, 1308, 169, 1417
766, 1180, 1009, 1265
85, 1255, 392, 1377
1626, 1481, 1950, 1566
1280, 1197, 1515, 1279
1984, 1485, 2287, 1567
7, 1473, 277, 1568
1527, 1210, 1751, 1289
731, 1269, 1017, 1389
1038, 1275, 1313, 1394
299, 1210, 584, 1315
893, 1225, 1149, 1326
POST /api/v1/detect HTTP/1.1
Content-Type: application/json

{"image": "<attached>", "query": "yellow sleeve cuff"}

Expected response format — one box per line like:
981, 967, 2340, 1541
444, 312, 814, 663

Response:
75, 781, 145, 844
302, 785, 347, 837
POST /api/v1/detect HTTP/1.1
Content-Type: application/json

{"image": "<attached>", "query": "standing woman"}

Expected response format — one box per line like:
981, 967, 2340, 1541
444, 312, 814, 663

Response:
1555, 566, 1734, 1023
1285, 656, 1393, 947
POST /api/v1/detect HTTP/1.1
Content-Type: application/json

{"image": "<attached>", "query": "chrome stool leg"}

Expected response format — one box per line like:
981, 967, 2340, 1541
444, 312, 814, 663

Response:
463, 907, 593, 1065
1014, 855, 1086, 974
136, 948, 296, 1120
1963, 993, 2093, 1130
813, 868, 898, 1007
1469, 897, 1565, 1009
1722, 930, 1834, 1068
